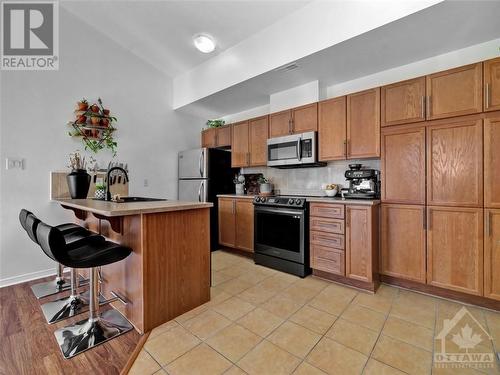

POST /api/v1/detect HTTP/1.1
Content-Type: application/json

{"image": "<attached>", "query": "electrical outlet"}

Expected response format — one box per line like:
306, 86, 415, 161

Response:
143, 179, 149, 187
5, 158, 25, 170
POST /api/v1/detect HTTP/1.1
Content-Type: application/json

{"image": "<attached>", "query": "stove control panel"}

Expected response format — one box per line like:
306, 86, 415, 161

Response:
253, 196, 306, 208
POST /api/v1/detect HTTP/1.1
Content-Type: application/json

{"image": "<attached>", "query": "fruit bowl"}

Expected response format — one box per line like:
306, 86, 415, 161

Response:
324, 188, 338, 197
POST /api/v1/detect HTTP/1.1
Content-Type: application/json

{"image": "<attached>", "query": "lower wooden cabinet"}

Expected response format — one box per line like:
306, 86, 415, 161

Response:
380, 204, 426, 283
484, 209, 500, 301
345, 205, 377, 283
310, 202, 378, 287
426, 206, 483, 296
218, 197, 254, 252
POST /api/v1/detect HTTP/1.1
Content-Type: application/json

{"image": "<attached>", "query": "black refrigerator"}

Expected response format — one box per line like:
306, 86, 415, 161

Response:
178, 148, 236, 251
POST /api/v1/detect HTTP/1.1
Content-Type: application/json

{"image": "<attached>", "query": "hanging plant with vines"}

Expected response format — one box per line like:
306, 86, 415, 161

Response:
68, 97, 118, 156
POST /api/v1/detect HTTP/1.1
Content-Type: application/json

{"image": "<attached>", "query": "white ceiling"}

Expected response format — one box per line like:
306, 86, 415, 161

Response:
61, 0, 310, 77
180, 0, 500, 117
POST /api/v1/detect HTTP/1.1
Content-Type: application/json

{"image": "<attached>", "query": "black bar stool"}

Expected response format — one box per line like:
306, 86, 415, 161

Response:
19, 209, 88, 299
36, 221, 133, 359
22, 211, 104, 324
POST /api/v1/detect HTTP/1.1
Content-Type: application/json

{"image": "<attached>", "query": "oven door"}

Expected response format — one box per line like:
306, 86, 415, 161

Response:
254, 206, 306, 264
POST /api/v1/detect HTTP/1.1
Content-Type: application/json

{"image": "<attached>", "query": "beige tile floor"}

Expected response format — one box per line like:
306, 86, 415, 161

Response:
130, 250, 500, 375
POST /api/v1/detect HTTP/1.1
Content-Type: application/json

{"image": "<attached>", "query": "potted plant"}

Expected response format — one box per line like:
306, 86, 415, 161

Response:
66, 151, 91, 199
258, 176, 273, 196
77, 98, 88, 111
206, 119, 225, 128
94, 183, 106, 200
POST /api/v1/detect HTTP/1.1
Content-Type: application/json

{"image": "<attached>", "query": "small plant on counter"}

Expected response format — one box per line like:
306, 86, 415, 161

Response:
94, 182, 106, 200
206, 119, 225, 128
257, 176, 269, 184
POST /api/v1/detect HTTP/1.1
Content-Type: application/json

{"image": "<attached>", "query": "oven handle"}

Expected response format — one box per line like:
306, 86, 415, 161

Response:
254, 206, 305, 216
297, 138, 302, 161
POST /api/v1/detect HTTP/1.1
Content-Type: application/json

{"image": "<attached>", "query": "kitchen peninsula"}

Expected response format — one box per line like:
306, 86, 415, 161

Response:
53, 198, 213, 334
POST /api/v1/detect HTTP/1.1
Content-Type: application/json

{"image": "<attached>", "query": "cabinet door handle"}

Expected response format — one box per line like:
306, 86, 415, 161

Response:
485, 83, 490, 109
288, 119, 292, 134
346, 208, 350, 227
232, 200, 236, 215
428, 209, 432, 230
426, 96, 431, 118
486, 211, 492, 237
343, 140, 347, 158
421, 96, 426, 119
346, 139, 350, 158
423, 211, 426, 230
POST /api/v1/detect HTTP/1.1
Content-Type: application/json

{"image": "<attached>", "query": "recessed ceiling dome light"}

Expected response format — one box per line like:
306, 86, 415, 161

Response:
193, 34, 216, 53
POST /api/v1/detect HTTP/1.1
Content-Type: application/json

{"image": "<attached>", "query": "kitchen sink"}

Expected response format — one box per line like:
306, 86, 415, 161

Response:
119, 197, 167, 203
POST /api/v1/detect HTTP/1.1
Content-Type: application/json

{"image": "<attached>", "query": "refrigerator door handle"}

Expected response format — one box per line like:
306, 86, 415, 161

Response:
198, 181, 205, 202
199, 150, 204, 177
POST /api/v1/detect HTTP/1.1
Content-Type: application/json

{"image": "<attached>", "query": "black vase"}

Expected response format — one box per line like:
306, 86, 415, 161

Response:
66, 169, 91, 199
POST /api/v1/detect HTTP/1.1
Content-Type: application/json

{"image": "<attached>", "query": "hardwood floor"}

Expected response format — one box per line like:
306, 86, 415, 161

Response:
0, 275, 140, 375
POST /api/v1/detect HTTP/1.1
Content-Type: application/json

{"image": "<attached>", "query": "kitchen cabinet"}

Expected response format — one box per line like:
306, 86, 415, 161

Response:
269, 103, 317, 137
201, 126, 231, 148
381, 125, 426, 204
484, 115, 500, 208
218, 197, 254, 252
249, 115, 269, 166
380, 204, 426, 283
345, 205, 377, 283
318, 96, 347, 161
427, 118, 483, 207
427, 206, 483, 296
426, 63, 482, 120
232, 117, 269, 168
231, 121, 250, 167
484, 209, 500, 301
347, 88, 381, 159
484, 57, 500, 112
218, 198, 236, 247
381, 77, 426, 127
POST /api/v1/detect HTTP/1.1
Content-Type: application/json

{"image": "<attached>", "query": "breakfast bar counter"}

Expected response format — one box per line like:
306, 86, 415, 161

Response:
53, 198, 213, 334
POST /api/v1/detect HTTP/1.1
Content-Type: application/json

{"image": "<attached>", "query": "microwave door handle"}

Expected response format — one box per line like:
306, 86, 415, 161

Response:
297, 138, 302, 161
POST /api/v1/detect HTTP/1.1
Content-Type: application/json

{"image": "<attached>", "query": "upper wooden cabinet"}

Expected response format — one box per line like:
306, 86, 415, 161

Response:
484, 209, 500, 301
381, 77, 426, 127
231, 117, 269, 168
201, 126, 231, 148
293, 103, 318, 133
347, 88, 381, 159
318, 97, 347, 161
231, 121, 250, 168
345, 205, 377, 283
380, 204, 426, 283
427, 206, 483, 296
269, 103, 318, 137
218, 197, 254, 252
485, 115, 500, 208
381, 125, 426, 205
249, 116, 269, 166
427, 118, 483, 207
426, 63, 482, 120
484, 57, 500, 112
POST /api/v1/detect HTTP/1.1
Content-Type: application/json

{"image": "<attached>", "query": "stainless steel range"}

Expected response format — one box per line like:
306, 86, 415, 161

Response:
253, 196, 311, 277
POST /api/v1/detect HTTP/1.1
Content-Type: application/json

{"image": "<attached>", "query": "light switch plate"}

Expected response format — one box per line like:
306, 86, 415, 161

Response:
5, 158, 25, 170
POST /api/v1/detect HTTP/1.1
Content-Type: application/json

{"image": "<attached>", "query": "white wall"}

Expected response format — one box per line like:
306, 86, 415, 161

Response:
0, 8, 204, 286
173, 0, 442, 109
269, 81, 318, 113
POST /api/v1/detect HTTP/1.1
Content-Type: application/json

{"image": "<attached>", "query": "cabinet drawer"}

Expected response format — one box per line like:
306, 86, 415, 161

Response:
310, 217, 344, 234
310, 231, 345, 249
310, 203, 345, 219
311, 245, 345, 275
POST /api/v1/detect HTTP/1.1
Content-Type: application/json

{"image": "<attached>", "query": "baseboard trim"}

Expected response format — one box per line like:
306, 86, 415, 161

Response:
0, 268, 57, 288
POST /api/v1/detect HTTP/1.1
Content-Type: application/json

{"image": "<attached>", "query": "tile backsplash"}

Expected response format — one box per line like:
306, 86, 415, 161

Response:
241, 159, 380, 196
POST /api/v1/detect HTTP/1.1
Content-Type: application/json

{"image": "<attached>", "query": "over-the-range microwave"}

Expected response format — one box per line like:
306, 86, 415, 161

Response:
267, 131, 326, 168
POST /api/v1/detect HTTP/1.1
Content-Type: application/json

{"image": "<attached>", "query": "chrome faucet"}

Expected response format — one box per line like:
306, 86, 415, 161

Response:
105, 166, 129, 201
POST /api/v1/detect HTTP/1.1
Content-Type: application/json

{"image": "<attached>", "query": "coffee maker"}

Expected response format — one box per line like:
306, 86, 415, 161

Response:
341, 164, 380, 199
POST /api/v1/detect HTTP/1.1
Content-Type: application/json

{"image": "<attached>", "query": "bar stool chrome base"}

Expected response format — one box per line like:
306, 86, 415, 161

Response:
54, 308, 132, 359
40, 292, 105, 324
31, 273, 87, 299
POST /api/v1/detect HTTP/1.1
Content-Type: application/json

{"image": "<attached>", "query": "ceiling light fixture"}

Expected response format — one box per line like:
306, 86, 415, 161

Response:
193, 34, 216, 53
